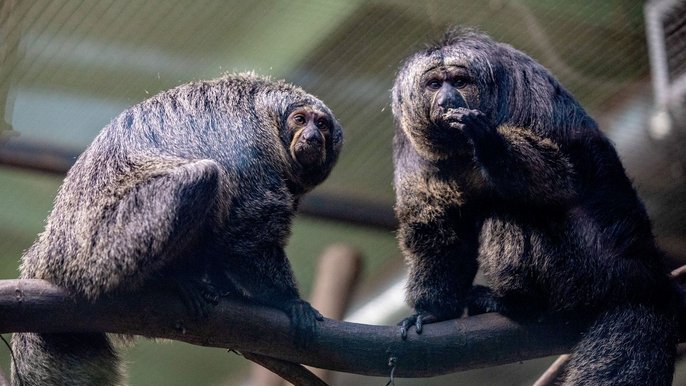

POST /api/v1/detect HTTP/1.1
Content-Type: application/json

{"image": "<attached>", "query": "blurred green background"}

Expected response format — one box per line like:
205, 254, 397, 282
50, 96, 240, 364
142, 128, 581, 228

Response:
1, 0, 685, 385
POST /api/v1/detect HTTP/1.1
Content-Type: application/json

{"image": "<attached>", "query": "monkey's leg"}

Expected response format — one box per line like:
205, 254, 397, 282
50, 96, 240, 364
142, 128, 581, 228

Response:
12, 158, 221, 386
82, 157, 221, 298
395, 192, 479, 338
393, 132, 480, 338
561, 304, 676, 386
398, 235, 479, 338
225, 245, 323, 346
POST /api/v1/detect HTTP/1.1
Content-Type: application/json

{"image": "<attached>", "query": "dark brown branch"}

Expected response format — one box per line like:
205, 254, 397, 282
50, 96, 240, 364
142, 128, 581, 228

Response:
0, 279, 588, 378
670, 265, 686, 281
0, 140, 76, 175
243, 352, 328, 386
532, 354, 570, 386
4, 278, 686, 378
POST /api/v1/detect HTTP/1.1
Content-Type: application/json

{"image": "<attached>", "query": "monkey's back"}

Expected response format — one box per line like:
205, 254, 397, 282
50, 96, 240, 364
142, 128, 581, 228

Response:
19, 74, 300, 299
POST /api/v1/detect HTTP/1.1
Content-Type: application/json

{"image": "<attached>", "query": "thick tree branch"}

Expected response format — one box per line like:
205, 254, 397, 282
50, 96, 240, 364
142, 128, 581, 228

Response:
532, 354, 570, 386
0, 279, 589, 378
4, 278, 686, 379
243, 352, 328, 386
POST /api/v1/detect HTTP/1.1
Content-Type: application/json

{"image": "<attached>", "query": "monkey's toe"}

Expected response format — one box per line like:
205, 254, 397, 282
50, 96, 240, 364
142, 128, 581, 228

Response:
398, 315, 416, 340
398, 311, 438, 340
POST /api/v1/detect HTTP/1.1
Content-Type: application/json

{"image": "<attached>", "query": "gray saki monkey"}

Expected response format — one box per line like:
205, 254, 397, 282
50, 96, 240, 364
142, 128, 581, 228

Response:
12, 73, 342, 386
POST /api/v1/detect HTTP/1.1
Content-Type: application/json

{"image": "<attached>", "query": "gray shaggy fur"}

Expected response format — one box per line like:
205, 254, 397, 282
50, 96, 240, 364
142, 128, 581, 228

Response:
12, 73, 342, 386
392, 28, 677, 385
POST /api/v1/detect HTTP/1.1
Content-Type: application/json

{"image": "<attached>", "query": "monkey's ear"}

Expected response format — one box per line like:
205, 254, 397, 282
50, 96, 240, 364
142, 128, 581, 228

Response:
85, 157, 221, 294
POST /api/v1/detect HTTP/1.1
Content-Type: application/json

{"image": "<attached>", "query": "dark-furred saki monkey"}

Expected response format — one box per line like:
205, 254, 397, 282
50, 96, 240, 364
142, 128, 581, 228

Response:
392, 28, 678, 385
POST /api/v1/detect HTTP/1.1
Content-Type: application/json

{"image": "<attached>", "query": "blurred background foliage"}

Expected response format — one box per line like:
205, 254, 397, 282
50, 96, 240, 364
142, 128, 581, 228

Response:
1, 0, 685, 385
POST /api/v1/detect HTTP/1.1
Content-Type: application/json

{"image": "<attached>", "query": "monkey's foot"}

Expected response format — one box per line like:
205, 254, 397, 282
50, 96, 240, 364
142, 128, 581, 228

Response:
176, 278, 219, 319
285, 299, 324, 347
398, 311, 438, 340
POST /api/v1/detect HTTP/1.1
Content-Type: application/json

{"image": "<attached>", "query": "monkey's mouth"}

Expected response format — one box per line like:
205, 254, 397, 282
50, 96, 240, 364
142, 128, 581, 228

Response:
430, 106, 461, 127
429, 106, 448, 126
292, 142, 325, 168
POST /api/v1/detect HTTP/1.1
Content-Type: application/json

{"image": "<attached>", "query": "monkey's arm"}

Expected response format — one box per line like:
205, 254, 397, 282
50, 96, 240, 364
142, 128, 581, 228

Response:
82, 157, 220, 299
394, 139, 479, 338
447, 108, 576, 207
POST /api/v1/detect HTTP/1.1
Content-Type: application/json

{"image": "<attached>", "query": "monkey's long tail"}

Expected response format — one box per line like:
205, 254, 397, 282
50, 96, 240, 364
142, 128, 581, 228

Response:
560, 303, 677, 386
11, 332, 123, 386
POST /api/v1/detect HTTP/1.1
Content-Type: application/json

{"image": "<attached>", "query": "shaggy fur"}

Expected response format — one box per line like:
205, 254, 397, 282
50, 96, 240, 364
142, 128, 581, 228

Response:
392, 28, 677, 384
12, 73, 342, 385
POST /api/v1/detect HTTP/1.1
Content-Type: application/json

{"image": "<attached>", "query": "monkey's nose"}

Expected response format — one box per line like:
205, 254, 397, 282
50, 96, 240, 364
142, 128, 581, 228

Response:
437, 90, 459, 108
436, 93, 451, 107
436, 83, 466, 109
302, 127, 322, 144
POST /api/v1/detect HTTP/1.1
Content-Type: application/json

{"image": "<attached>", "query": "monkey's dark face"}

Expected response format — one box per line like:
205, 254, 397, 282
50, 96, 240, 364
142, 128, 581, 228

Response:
287, 107, 332, 169
421, 65, 480, 126
392, 56, 484, 160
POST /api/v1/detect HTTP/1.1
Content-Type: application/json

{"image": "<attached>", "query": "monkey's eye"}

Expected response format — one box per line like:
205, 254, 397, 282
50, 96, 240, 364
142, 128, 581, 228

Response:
452, 78, 470, 88
426, 79, 442, 91
316, 119, 329, 131
293, 114, 306, 125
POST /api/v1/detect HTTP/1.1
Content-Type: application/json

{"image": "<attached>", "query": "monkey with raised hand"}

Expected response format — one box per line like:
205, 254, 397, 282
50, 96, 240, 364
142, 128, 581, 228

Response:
12, 72, 342, 386
392, 28, 677, 385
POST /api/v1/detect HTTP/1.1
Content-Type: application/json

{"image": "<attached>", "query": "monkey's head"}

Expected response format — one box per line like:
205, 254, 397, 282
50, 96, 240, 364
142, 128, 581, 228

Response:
248, 76, 343, 195
392, 27, 596, 160
281, 101, 342, 193
204, 73, 343, 195
286, 106, 333, 168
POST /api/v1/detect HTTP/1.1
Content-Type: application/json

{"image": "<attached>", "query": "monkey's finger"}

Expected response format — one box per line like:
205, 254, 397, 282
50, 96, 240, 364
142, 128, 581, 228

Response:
465, 108, 486, 118
398, 315, 419, 340
444, 106, 471, 120
447, 122, 466, 130
415, 311, 442, 335
399, 323, 409, 340
446, 106, 471, 113
415, 314, 424, 334
443, 111, 464, 123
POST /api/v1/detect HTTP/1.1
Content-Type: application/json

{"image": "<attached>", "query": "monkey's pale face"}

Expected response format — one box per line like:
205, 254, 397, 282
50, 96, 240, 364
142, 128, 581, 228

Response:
287, 107, 332, 168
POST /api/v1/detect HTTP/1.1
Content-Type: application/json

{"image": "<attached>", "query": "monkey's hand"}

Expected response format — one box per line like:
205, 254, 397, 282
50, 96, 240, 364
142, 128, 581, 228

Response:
286, 299, 324, 347
398, 311, 439, 340
444, 107, 495, 146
